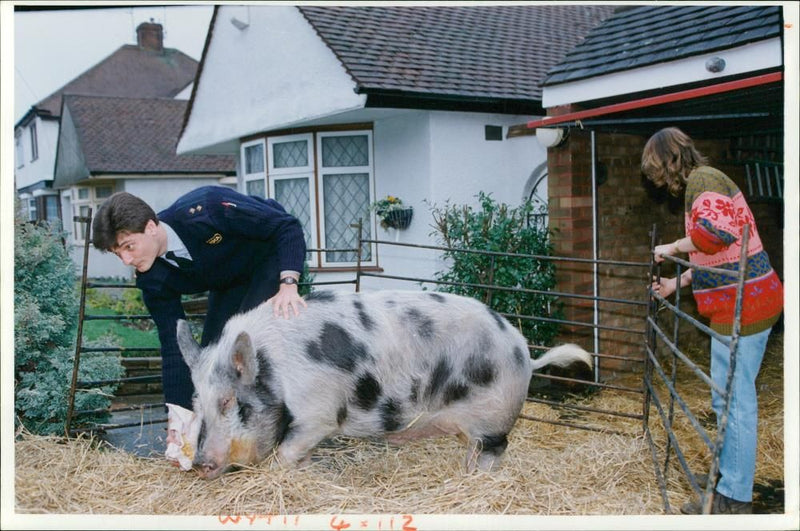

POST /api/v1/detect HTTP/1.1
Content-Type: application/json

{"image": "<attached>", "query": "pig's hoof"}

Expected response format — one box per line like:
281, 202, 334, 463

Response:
295, 454, 313, 469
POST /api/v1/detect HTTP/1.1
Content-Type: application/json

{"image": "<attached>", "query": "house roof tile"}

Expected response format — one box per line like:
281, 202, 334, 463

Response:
542, 5, 782, 86
34, 45, 199, 118
63, 95, 235, 174
297, 5, 616, 102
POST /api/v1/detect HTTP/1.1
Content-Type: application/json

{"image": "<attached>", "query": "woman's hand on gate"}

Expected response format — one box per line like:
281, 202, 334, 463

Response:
652, 276, 678, 298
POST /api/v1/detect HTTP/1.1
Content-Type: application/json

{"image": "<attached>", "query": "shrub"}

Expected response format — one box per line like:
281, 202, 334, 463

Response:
429, 192, 563, 351
86, 286, 152, 331
14, 215, 124, 435
299, 261, 315, 297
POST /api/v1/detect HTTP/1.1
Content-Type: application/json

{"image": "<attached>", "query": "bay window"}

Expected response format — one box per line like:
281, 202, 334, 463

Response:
243, 128, 375, 269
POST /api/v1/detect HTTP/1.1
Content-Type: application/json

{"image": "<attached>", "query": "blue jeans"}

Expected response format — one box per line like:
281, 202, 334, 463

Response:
710, 328, 771, 502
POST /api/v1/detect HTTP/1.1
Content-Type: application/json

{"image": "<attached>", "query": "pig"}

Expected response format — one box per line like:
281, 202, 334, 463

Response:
176, 290, 592, 479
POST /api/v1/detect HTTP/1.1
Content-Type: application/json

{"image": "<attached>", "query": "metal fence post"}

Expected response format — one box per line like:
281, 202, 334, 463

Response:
65, 209, 92, 437
355, 218, 363, 293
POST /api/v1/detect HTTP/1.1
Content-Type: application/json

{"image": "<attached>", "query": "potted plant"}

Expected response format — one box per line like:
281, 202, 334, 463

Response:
370, 195, 413, 230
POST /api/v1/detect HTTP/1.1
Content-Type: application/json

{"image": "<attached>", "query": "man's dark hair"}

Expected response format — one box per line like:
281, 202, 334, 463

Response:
92, 192, 157, 251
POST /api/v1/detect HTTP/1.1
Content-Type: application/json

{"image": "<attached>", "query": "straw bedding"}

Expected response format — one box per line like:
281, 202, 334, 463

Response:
14, 334, 784, 516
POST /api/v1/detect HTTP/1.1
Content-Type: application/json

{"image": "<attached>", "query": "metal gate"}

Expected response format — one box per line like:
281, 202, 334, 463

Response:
644, 224, 753, 514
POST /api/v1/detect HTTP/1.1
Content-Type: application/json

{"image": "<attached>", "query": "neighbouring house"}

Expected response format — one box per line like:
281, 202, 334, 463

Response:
177, 4, 616, 289
508, 4, 788, 357
14, 22, 198, 232
53, 94, 236, 278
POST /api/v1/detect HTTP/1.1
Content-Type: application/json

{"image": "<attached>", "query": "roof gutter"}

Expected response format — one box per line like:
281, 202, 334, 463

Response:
526, 71, 783, 130
362, 88, 545, 115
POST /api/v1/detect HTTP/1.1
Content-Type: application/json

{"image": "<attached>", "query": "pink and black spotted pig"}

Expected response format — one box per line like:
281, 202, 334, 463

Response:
177, 290, 592, 479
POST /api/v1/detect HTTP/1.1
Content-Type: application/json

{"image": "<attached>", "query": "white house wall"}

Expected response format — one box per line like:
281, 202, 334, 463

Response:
351, 111, 545, 292
177, 5, 366, 155
15, 118, 59, 190
428, 111, 543, 207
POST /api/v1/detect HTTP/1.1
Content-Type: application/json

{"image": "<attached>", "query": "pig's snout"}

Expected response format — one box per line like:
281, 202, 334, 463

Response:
193, 446, 229, 479
195, 459, 228, 480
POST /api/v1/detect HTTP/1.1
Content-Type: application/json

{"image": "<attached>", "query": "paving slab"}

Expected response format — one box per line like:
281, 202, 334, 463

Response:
99, 398, 168, 458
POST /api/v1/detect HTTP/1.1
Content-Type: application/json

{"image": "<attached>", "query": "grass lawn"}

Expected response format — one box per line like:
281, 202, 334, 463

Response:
81, 304, 159, 351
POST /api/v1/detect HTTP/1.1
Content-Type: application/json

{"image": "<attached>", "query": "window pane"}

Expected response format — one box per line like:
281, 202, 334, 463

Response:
77, 188, 90, 200
76, 205, 90, 239
95, 185, 113, 199
323, 173, 371, 262
273, 140, 308, 169
275, 178, 313, 261
30, 123, 38, 161
246, 178, 265, 198
28, 199, 37, 221
245, 143, 264, 174
321, 135, 368, 167
45, 196, 59, 220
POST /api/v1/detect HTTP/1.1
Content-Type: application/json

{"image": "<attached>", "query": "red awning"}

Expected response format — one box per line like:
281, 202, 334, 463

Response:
527, 71, 783, 129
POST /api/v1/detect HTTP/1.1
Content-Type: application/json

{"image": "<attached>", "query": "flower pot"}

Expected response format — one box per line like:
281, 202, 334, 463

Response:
382, 207, 413, 230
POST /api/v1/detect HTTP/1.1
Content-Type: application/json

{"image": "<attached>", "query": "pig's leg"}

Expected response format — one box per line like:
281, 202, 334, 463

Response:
274, 423, 335, 467
464, 432, 509, 473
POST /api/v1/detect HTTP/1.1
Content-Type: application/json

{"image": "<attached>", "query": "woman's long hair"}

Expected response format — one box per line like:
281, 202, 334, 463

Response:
641, 127, 708, 198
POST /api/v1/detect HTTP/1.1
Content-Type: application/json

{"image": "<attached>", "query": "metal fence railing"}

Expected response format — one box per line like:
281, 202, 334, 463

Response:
66, 217, 650, 439
644, 223, 752, 514
64, 215, 750, 514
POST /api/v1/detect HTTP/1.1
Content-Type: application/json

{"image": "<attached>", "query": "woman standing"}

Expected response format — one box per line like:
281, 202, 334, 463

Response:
642, 127, 783, 514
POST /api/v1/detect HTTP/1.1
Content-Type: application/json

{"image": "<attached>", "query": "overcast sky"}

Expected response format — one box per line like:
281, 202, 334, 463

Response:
12, 4, 215, 123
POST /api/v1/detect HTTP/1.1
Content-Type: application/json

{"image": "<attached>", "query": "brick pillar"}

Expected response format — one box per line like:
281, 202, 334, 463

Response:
546, 106, 596, 343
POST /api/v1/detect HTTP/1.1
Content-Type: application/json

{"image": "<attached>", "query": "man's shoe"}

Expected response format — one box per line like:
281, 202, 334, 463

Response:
680, 491, 753, 514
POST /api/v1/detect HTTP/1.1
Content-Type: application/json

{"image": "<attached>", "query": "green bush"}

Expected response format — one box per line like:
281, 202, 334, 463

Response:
299, 261, 315, 297
14, 215, 124, 435
86, 286, 152, 329
429, 192, 562, 351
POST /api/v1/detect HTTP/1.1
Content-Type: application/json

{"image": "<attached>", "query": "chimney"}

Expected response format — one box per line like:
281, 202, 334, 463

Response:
136, 20, 164, 52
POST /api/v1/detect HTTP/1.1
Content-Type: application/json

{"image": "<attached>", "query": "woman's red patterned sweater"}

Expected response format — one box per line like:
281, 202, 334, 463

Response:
684, 166, 783, 336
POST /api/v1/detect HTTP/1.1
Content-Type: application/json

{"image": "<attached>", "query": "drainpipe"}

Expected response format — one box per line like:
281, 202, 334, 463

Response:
591, 130, 600, 383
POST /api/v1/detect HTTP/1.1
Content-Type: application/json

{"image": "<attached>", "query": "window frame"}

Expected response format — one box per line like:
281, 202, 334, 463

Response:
73, 184, 115, 244
243, 128, 377, 269
267, 133, 314, 175
267, 133, 318, 266
316, 130, 376, 268
241, 138, 267, 197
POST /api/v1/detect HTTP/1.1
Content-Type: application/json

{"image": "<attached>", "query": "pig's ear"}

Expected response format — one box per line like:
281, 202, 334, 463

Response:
177, 320, 201, 371
231, 331, 258, 385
